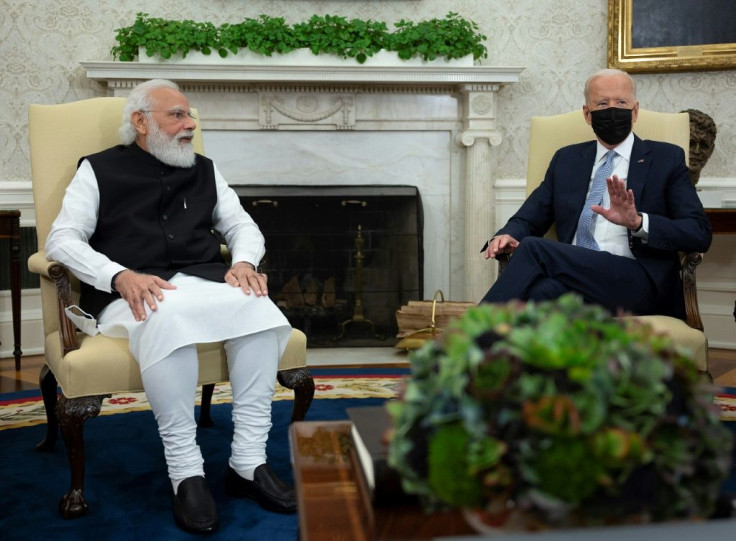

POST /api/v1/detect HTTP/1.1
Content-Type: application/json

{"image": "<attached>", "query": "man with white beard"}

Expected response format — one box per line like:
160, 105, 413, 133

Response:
46, 79, 295, 534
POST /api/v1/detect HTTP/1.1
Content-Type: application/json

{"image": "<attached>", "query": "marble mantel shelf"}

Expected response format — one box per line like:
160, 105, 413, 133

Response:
81, 61, 524, 88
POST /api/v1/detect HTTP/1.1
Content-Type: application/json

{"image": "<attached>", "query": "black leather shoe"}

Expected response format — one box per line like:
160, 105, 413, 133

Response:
226, 464, 297, 514
172, 476, 220, 534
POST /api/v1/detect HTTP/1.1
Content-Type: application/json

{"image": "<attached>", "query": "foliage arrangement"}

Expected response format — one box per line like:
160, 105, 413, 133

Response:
386, 294, 732, 527
219, 15, 299, 58
110, 12, 488, 64
292, 14, 389, 64
390, 13, 488, 62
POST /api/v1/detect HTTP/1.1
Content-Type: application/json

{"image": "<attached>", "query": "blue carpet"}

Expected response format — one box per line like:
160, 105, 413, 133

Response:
0, 396, 386, 541
1, 387, 44, 401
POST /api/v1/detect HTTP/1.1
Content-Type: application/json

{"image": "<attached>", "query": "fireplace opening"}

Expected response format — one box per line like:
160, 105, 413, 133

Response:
235, 185, 423, 347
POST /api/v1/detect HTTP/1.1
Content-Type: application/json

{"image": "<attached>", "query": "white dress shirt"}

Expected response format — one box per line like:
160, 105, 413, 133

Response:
574, 132, 649, 257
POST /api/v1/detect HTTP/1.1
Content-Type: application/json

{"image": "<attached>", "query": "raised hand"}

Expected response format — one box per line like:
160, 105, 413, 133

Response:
591, 175, 642, 230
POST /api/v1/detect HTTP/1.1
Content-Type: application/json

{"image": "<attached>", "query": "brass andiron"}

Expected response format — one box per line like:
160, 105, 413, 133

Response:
334, 225, 384, 341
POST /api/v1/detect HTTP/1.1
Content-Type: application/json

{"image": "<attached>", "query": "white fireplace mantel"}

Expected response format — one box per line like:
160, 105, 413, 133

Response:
81, 61, 523, 87
82, 61, 524, 302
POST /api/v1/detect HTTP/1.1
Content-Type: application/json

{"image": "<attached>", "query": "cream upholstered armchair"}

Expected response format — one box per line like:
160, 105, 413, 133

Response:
497, 109, 709, 374
28, 97, 314, 518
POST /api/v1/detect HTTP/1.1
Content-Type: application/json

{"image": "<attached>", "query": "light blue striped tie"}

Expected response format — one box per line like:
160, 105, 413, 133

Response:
575, 150, 615, 250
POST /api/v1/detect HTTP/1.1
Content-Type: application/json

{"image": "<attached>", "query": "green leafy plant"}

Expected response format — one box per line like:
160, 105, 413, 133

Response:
387, 294, 732, 527
110, 14, 220, 61
110, 12, 487, 64
387, 12, 487, 62
219, 15, 298, 58
292, 14, 389, 63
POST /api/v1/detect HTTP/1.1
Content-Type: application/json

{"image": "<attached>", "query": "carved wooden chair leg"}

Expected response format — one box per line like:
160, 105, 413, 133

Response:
36, 364, 59, 452
198, 383, 216, 427
57, 394, 109, 519
277, 367, 315, 423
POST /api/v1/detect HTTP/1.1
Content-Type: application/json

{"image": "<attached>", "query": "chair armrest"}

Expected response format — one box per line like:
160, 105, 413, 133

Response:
28, 250, 58, 278
681, 251, 704, 332
28, 251, 80, 354
496, 253, 510, 276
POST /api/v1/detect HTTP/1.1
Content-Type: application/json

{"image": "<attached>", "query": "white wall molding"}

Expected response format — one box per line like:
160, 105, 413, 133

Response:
0, 181, 35, 226
0, 289, 43, 358
696, 177, 736, 208
698, 281, 736, 293
697, 177, 736, 188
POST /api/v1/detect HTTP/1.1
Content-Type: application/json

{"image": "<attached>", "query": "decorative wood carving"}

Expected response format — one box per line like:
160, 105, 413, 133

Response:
278, 367, 315, 423
56, 394, 110, 518
682, 251, 704, 331
49, 262, 80, 354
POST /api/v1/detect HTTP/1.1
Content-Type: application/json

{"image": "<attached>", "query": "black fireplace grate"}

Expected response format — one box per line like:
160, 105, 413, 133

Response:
235, 185, 423, 347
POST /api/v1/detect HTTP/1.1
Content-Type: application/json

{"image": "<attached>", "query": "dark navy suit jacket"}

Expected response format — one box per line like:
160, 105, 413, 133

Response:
495, 136, 712, 317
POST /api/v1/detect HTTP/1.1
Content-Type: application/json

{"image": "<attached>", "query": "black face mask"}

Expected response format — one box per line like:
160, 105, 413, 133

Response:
589, 107, 633, 146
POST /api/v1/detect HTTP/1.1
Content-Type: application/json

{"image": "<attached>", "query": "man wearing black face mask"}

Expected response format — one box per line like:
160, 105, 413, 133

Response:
479, 68, 711, 319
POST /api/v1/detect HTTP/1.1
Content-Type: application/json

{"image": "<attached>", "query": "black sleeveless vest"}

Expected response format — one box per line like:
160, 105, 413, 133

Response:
80, 144, 227, 317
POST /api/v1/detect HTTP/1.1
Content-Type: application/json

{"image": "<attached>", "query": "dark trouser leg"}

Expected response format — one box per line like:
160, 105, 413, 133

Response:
525, 277, 570, 300
481, 237, 655, 315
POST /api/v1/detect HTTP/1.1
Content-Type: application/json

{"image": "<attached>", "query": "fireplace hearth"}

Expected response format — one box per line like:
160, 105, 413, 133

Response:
236, 185, 423, 347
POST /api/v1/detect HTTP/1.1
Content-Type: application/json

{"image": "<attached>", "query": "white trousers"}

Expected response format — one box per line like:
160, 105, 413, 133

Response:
140, 329, 279, 486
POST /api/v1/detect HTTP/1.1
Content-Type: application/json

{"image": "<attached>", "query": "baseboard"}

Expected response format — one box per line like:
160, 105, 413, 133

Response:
0, 289, 43, 359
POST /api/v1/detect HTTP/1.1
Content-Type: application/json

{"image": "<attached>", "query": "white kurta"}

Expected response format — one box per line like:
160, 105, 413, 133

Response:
47, 157, 291, 371
96, 274, 291, 371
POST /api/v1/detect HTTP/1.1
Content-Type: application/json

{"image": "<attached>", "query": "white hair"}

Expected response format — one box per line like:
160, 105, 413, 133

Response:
583, 68, 636, 103
118, 79, 181, 144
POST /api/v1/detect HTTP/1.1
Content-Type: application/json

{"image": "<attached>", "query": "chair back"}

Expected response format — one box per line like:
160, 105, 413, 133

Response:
526, 109, 690, 196
28, 97, 204, 338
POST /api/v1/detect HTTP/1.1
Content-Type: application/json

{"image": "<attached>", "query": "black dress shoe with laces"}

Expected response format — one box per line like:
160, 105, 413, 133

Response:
226, 464, 297, 513
172, 476, 220, 534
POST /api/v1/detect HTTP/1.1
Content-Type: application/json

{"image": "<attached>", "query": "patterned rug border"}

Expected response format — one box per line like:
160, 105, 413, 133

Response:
0, 374, 405, 431
4, 378, 735, 431
716, 391, 736, 421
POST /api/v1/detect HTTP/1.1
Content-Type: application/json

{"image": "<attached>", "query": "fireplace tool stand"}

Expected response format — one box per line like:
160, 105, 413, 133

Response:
334, 225, 384, 341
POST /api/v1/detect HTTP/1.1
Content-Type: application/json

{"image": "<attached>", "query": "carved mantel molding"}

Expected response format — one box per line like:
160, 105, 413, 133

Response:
81, 61, 523, 86
82, 61, 524, 301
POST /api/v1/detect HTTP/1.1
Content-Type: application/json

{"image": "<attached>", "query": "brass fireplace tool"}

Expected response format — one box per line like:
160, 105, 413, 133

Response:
334, 224, 384, 341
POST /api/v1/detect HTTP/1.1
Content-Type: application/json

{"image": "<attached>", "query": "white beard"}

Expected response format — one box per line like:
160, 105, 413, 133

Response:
146, 120, 196, 168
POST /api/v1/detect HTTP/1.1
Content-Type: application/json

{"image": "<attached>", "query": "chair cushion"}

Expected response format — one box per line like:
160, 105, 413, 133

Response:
278, 328, 307, 371
45, 328, 307, 399
633, 315, 708, 372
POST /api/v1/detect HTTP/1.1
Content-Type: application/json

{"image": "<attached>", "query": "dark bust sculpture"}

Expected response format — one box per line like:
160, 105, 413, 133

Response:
681, 109, 717, 185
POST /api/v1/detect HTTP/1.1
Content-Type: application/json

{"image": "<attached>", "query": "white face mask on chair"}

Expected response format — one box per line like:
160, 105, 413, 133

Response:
64, 305, 101, 336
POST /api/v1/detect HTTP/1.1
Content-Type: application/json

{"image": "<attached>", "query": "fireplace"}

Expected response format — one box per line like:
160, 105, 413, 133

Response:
236, 185, 422, 346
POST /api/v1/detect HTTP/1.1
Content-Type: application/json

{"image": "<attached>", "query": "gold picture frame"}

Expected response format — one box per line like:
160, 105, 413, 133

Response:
608, 0, 736, 73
